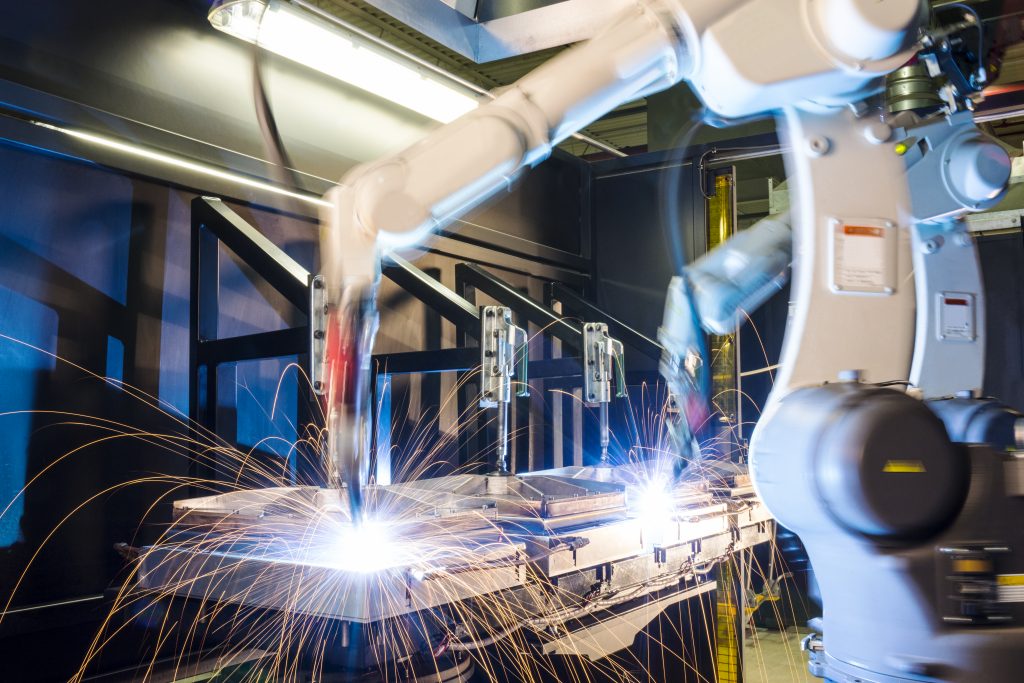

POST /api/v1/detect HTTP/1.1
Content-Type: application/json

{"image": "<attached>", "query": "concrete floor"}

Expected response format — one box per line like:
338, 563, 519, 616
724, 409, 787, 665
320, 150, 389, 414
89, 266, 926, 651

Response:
743, 628, 817, 683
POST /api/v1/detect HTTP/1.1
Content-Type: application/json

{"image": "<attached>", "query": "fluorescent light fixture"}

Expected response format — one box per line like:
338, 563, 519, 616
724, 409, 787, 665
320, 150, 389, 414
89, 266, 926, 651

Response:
31, 119, 330, 207
209, 0, 481, 124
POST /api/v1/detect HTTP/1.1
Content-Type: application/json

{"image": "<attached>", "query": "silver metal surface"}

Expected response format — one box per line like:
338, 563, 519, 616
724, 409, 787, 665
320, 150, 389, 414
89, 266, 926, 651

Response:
479, 306, 529, 474
310, 274, 327, 395
139, 462, 773, 635
582, 323, 625, 465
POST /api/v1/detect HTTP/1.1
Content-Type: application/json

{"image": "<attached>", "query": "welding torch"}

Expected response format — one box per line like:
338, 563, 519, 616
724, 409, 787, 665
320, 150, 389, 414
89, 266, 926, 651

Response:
657, 213, 793, 474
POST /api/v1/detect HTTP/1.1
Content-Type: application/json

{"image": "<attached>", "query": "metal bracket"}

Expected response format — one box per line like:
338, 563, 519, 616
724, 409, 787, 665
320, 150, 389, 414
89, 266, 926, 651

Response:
480, 306, 530, 407
582, 322, 625, 406
480, 305, 529, 475
311, 274, 327, 395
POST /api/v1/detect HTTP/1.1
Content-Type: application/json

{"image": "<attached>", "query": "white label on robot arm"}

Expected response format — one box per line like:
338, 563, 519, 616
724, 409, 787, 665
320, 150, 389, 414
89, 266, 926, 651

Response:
829, 219, 896, 294
937, 292, 976, 341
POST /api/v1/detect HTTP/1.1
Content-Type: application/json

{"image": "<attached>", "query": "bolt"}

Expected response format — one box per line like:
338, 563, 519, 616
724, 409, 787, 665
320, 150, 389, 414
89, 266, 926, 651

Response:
314, 330, 324, 340
863, 122, 892, 145
922, 239, 940, 254
313, 381, 323, 391
807, 136, 831, 157
313, 278, 323, 289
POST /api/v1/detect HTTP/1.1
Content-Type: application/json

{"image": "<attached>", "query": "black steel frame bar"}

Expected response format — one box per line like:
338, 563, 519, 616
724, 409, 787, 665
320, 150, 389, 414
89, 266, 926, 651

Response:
546, 282, 662, 360
383, 253, 479, 329
454, 263, 582, 347
189, 196, 315, 484
192, 197, 311, 307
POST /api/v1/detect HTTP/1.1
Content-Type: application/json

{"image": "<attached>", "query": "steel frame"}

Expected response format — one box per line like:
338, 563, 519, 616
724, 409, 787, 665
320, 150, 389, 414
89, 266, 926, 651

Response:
189, 197, 663, 489
189, 196, 319, 485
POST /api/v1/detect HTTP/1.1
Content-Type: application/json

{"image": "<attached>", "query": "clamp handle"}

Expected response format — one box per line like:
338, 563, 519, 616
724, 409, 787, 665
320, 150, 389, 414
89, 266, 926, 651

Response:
611, 338, 626, 398
514, 326, 530, 398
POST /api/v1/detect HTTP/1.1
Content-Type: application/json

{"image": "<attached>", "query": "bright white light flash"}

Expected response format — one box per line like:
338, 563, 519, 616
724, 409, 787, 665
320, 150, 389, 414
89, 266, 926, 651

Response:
634, 477, 677, 548
323, 520, 409, 574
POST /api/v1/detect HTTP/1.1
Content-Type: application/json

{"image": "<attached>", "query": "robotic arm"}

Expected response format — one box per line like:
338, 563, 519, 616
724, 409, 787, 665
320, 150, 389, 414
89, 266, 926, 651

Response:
321, 0, 927, 519
316, 2, 1024, 680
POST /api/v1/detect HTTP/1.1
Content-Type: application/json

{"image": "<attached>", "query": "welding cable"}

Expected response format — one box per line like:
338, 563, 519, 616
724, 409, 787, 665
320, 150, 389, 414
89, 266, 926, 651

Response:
658, 111, 705, 278
251, 42, 306, 213
934, 2, 985, 78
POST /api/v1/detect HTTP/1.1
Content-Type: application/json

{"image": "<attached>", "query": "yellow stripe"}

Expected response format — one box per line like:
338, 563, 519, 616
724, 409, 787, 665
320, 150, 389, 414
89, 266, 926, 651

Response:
953, 559, 992, 573
883, 459, 926, 473
997, 575, 1024, 586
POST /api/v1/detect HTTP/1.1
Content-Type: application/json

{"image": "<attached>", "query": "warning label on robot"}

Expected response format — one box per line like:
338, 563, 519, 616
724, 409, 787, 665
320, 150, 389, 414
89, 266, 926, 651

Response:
830, 219, 895, 294
997, 574, 1024, 602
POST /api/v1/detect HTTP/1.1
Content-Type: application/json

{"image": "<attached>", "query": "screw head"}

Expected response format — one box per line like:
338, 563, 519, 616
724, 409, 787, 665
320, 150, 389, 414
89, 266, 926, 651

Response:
863, 122, 892, 145
807, 136, 831, 157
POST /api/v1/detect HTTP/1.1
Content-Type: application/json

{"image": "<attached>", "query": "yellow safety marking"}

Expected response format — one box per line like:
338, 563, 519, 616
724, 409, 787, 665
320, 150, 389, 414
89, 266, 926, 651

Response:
882, 459, 926, 473
953, 559, 993, 574
997, 575, 1024, 586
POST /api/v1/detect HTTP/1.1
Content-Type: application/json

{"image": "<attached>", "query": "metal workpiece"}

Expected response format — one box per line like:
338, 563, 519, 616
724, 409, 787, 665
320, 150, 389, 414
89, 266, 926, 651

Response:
480, 305, 530, 475
583, 323, 626, 466
138, 461, 771, 658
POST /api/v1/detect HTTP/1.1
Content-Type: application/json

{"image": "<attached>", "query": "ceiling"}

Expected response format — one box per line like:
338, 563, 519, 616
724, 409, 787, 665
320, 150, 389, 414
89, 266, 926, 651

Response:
309, 0, 1024, 159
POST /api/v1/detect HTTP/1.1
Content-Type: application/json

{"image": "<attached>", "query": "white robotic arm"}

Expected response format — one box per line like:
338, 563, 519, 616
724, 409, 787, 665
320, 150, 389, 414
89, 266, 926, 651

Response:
321, 0, 928, 513
319, 3, 1024, 679
321, 0, 925, 293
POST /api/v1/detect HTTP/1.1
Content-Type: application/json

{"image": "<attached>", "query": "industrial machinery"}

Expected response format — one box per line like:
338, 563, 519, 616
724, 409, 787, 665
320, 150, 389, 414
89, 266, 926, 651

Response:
582, 322, 626, 467
144, 0, 1023, 681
